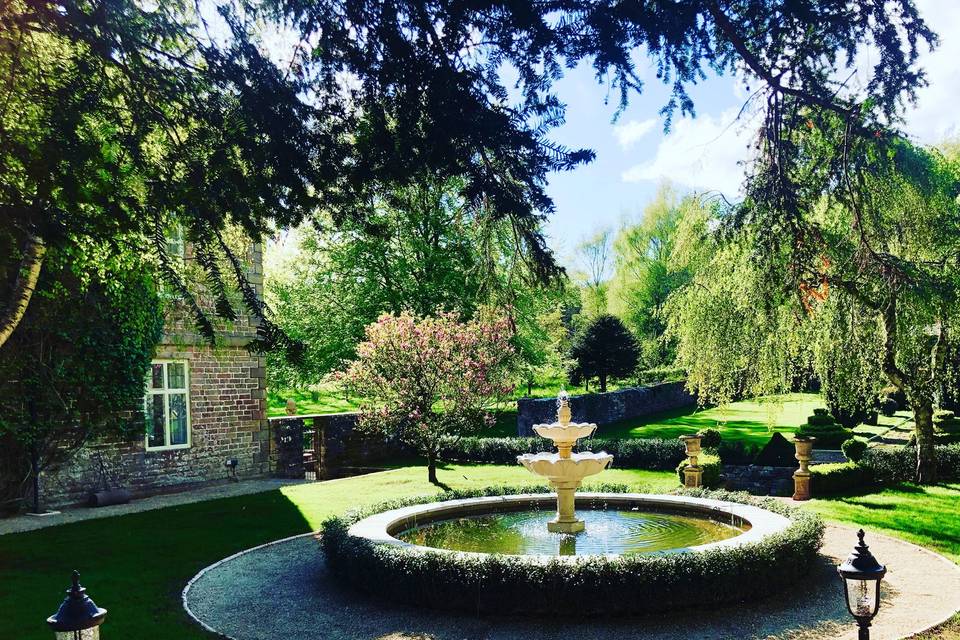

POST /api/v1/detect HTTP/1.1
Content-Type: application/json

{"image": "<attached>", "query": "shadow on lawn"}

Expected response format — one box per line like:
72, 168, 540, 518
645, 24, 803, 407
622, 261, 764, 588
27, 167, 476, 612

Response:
0, 489, 314, 640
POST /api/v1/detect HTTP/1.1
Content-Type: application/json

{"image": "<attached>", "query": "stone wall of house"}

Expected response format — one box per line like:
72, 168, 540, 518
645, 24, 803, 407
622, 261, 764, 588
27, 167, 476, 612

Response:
515, 381, 697, 436
39, 344, 270, 507
36, 241, 271, 509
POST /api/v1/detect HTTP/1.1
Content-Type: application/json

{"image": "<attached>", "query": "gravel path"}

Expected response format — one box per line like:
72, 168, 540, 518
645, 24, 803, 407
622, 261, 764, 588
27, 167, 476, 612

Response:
0, 478, 308, 536
183, 523, 960, 640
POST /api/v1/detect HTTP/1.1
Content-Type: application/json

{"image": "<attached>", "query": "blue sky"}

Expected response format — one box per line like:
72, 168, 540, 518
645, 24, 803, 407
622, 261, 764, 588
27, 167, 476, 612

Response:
539, 0, 960, 265
539, 61, 745, 255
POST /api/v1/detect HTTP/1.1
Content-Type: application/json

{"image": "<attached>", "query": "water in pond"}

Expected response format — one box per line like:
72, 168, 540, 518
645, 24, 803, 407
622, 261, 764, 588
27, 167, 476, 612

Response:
395, 508, 746, 556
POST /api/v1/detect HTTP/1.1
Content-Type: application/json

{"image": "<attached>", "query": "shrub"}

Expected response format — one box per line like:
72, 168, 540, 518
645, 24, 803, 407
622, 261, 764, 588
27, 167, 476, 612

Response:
934, 410, 960, 434
878, 397, 898, 417
753, 432, 797, 467
861, 443, 960, 483
321, 486, 824, 616
636, 367, 685, 385
716, 440, 759, 465
440, 436, 686, 470
879, 385, 908, 409
796, 411, 853, 448
811, 462, 872, 494
841, 438, 868, 463
697, 428, 722, 449
676, 453, 721, 488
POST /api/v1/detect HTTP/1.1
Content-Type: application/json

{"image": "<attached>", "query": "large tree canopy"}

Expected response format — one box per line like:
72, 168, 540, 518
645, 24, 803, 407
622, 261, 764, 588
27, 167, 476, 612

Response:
0, 0, 935, 352
668, 130, 960, 483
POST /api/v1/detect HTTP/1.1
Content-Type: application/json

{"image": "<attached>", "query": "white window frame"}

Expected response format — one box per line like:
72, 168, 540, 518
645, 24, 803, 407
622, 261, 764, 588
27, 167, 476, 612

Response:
166, 223, 186, 260
144, 359, 192, 452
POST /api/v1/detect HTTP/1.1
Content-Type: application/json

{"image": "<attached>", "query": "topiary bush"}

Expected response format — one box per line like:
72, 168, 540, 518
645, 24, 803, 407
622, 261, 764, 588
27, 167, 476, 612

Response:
934, 410, 960, 434
841, 438, 868, 463
796, 409, 854, 448
810, 462, 873, 494
676, 453, 722, 488
697, 428, 723, 449
321, 486, 824, 616
879, 385, 907, 410
878, 397, 898, 417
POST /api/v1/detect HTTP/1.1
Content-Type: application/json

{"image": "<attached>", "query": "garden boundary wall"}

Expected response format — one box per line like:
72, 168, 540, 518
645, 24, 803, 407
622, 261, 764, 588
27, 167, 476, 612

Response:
268, 412, 401, 479
516, 381, 696, 436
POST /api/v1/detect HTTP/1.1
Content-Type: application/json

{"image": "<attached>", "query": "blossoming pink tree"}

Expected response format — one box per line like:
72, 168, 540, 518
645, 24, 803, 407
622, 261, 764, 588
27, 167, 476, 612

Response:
344, 312, 515, 483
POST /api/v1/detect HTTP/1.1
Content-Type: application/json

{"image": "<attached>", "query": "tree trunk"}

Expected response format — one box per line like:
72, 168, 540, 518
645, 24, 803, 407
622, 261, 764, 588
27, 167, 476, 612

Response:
0, 233, 46, 349
913, 399, 938, 484
527, 380, 533, 396
599, 374, 607, 393
427, 452, 438, 484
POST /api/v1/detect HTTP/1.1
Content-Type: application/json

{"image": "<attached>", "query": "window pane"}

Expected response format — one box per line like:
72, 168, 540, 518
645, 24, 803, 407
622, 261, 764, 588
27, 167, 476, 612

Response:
147, 395, 166, 447
151, 364, 165, 389
167, 363, 186, 389
169, 393, 188, 445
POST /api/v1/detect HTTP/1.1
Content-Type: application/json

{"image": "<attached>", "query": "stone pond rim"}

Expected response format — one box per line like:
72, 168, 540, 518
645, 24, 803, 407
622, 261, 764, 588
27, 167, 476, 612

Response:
320, 490, 822, 616
345, 492, 791, 560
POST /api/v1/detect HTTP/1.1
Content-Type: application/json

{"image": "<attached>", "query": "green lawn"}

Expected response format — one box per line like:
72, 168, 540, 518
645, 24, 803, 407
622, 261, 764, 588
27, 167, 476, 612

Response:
597, 393, 825, 446
805, 483, 960, 563
0, 464, 675, 639
267, 377, 644, 417
269, 385, 828, 450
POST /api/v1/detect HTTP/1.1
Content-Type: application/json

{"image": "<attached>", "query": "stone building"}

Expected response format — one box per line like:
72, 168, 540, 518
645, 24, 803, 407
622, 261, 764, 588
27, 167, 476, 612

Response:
38, 239, 271, 507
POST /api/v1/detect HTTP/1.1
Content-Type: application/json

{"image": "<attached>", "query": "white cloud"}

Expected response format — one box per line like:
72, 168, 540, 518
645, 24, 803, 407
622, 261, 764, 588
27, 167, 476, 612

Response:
901, 0, 960, 144
613, 118, 657, 148
621, 107, 758, 196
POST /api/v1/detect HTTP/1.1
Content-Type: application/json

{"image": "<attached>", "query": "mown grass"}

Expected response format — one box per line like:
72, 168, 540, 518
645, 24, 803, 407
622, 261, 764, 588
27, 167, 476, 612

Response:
805, 483, 960, 639
597, 393, 825, 446
805, 482, 960, 563
0, 464, 675, 639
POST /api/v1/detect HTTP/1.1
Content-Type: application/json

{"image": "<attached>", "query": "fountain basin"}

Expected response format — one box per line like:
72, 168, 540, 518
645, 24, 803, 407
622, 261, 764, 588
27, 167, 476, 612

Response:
516, 451, 614, 483
347, 493, 788, 560
323, 490, 822, 616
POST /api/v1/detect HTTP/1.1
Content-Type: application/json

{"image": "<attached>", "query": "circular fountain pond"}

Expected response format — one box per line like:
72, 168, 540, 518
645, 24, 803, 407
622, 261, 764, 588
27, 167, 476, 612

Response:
349, 493, 785, 558
395, 504, 747, 556
324, 491, 820, 616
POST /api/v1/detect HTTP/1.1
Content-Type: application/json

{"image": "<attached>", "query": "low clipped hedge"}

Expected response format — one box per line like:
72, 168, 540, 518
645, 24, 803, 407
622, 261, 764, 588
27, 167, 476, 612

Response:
320, 485, 824, 616
811, 462, 873, 494
860, 444, 960, 483
440, 436, 686, 470
676, 453, 722, 488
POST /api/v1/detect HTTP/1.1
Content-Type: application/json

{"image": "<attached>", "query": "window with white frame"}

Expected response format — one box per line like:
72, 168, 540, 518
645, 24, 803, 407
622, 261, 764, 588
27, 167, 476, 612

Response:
145, 361, 191, 450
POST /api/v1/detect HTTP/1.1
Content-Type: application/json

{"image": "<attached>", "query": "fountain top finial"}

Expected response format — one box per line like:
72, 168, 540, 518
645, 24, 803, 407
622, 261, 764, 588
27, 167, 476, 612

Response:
556, 389, 571, 426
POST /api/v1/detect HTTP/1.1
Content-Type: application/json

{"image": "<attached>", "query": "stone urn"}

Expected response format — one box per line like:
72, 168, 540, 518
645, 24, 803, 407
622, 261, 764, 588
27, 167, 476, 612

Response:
792, 436, 815, 501
679, 434, 703, 488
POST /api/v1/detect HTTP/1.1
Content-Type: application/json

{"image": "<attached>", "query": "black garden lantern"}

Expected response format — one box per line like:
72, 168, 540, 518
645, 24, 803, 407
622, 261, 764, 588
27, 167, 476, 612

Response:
838, 529, 886, 640
47, 571, 107, 639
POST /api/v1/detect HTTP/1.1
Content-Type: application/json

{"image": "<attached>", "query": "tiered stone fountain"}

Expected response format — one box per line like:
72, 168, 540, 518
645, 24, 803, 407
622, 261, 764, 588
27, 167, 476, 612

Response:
517, 391, 613, 533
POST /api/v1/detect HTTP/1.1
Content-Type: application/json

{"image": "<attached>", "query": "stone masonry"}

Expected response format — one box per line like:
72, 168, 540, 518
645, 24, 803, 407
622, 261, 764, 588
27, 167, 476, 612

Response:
38, 243, 270, 508
516, 381, 697, 436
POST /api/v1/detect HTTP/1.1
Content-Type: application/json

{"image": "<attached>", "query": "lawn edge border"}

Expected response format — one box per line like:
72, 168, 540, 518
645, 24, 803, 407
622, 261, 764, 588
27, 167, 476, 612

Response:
181, 531, 318, 639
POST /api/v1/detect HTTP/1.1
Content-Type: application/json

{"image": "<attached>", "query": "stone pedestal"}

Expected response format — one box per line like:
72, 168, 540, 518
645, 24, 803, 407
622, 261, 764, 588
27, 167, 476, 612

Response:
679, 434, 704, 489
793, 437, 815, 501
683, 465, 703, 489
548, 480, 585, 533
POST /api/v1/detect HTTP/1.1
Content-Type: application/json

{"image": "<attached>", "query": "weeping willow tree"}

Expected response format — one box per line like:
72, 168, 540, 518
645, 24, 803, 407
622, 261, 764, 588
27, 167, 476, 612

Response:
667, 126, 960, 483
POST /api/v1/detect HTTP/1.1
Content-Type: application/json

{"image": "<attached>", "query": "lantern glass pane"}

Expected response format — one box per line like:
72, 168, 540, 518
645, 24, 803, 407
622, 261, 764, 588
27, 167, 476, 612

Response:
846, 578, 878, 617
55, 628, 99, 639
